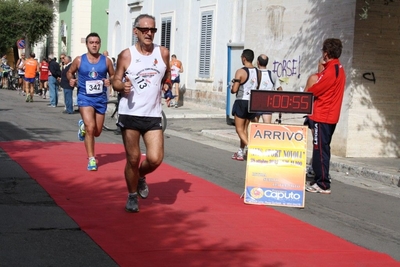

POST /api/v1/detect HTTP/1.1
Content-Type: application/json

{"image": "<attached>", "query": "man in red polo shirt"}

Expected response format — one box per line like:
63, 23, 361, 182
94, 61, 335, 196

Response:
304, 38, 346, 194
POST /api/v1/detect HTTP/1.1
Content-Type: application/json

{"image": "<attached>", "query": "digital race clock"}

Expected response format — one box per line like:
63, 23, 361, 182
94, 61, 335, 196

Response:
249, 90, 314, 114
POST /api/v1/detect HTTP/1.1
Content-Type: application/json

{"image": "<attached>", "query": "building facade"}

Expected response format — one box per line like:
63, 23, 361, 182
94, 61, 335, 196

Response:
108, 0, 400, 158
39, 0, 110, 60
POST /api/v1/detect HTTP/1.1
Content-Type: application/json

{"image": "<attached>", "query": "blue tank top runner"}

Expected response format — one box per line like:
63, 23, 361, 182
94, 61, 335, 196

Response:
77, 54, 108, 96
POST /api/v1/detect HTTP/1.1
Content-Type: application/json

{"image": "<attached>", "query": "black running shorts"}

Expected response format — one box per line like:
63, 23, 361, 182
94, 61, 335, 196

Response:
117, 114, 162, 135
231, 99, 257, 120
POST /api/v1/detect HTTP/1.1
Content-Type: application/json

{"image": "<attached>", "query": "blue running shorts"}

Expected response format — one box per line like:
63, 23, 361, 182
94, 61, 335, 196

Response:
77, 93, 107, 114
24, 77, 35, 83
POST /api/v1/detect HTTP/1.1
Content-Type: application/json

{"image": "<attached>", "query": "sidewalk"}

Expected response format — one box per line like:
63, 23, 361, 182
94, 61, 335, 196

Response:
161, 100, 400, 189
61, 92, 400, 189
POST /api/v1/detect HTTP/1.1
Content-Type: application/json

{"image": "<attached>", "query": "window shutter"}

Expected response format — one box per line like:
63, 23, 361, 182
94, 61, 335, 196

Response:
161, 17, 171, 50
132, 22, 138, 45
199, 11, 213, 78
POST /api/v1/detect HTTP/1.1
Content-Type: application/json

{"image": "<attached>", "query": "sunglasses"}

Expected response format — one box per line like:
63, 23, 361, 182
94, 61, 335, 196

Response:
136, 27, 157, 34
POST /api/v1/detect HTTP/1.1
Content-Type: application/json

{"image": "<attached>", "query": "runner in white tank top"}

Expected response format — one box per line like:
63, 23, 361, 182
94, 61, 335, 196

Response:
111, 14, 171, 213
118, 44, 166, 117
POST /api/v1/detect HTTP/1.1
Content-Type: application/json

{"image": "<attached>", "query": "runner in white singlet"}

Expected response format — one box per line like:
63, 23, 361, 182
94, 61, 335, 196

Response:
111, 14, 171, 213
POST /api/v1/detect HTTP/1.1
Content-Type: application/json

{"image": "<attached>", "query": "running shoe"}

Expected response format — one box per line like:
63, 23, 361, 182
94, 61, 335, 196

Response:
29, 96, 33, 102
78, 119, 86, 141
87, 158, 97, 171
232, 150, 244, 161
25, 95, 30, 102
305, 183, 331, 194
125, 193, 139, 213
137, 177, 149, 199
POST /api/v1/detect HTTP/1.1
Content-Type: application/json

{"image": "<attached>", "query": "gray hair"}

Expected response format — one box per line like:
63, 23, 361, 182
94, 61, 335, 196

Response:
134, 14, 156, 27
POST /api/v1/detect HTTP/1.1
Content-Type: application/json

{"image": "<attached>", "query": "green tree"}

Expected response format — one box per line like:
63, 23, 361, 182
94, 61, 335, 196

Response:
0, 0, 54, 55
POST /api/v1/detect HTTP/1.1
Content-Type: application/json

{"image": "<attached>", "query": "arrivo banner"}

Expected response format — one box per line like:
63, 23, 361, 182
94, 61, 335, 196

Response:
244, 123, 307, 207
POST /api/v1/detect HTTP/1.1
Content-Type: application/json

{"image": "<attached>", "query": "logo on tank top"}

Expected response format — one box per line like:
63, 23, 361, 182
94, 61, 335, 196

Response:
88, 67, 98, 79
153, 58, 158, 67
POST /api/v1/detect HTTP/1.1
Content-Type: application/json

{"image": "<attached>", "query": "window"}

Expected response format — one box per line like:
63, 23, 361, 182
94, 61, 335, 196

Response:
132, 22, 138, 45
161, 17, 171, 50
199, 11, 213, 78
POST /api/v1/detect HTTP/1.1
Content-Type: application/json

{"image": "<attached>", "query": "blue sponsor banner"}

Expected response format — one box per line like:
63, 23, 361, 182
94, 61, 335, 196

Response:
245, 186, 304, 207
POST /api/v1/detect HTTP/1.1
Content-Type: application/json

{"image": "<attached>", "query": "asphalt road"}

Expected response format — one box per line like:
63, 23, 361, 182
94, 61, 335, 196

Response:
0, 89, 399, 264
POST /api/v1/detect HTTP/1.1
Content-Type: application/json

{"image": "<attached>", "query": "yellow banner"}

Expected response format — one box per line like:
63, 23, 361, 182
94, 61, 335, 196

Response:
244, 123, 307, 207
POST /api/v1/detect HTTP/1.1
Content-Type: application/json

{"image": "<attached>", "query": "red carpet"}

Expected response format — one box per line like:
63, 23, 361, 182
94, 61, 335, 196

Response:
1, 140, 399, 267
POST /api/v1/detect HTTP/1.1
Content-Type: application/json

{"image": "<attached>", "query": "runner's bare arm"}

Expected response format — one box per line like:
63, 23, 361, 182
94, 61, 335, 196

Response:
160, 46, 171, 91
111, 49, 131, 94
231, 69, 245, 94
103, 57, 115, 87
67, 56, 81, 87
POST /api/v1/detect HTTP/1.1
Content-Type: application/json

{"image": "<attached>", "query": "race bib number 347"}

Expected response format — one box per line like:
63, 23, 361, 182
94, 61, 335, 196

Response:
86, 80, 103, 94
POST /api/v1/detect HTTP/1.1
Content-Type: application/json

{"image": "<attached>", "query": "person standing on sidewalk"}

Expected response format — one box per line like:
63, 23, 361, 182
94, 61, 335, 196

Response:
256, 54, 282, 123
22, 52, 39, 102
60, 56, 75, 114
112, 14, 171, 213
304, 38, 346, 194
170, 54, 183, 108
230, 49, 260, 161
48, 55, 61, 107
67, 32, 115, 171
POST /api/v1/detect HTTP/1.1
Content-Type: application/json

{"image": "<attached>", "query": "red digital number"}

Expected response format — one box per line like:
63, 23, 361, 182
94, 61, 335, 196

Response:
300, 96, 309, 110
272, 95, 280, 108
292, 95, 300, 109
281, 95, 289, 108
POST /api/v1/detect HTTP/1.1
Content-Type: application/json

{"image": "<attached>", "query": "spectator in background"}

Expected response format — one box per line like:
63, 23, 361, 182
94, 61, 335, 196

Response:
304, 38, 346, 194
48, 54, 61, 107
60, 53, 66, 71
60, 56, 75, 114
1, 57, 12, 89
169, 54, 183, 108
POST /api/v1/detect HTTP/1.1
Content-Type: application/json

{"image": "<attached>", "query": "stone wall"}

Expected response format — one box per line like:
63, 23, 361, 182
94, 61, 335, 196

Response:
346, 0, 400, 157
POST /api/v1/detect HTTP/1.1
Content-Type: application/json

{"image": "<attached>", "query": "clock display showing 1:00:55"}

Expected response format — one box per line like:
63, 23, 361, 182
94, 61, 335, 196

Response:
249, 90, 314, 114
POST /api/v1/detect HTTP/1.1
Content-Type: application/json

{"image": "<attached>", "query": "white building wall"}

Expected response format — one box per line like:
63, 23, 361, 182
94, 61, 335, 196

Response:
245, 0, 356, 157
106, 0, 400, 157
70, 0, 92, 57
107, 0, 236, 108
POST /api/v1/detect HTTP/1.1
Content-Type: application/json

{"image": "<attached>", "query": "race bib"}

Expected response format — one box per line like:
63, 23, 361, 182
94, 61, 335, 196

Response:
127, 74, 148, 95
85, 80, 103, 94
